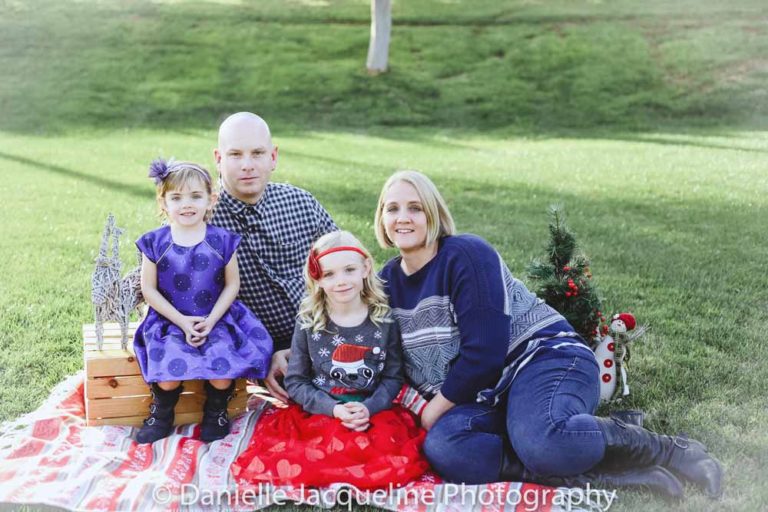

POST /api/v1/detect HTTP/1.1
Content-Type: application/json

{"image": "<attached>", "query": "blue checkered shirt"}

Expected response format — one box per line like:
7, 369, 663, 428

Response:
210, 184, 337, 350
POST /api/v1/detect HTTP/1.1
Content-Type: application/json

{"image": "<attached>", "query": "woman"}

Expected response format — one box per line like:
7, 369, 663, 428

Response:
375, 170, 722, 500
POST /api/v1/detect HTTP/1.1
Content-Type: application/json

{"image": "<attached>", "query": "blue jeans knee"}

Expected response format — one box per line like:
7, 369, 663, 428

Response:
424, 403, 508, 484
507, 349, 604, 476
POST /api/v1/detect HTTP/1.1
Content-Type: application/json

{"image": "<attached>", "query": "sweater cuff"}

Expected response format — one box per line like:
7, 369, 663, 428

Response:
439, 377, 480, 405
316, 397, 340, 417
361, 397, 386, 417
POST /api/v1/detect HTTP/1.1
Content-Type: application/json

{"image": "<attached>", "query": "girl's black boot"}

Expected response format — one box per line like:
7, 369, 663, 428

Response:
136, 383, 183, 444
200, 381, 236, 442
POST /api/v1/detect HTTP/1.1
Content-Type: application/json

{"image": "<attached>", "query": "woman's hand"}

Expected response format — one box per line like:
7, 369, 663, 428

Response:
421, 391, 455, 431
177, 315, 206, 346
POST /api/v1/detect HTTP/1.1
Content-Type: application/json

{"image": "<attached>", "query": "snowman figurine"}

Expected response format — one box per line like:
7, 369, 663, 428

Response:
594, 313, 646, 402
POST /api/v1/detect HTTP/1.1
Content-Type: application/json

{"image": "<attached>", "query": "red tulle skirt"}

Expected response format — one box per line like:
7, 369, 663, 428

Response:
232, 404, 428, 489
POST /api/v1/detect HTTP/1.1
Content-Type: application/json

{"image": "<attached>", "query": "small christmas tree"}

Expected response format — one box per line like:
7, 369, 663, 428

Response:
527, 205, 605, 342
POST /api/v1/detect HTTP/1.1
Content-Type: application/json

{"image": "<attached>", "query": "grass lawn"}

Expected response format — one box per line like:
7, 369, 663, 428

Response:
1, 0, 767, 510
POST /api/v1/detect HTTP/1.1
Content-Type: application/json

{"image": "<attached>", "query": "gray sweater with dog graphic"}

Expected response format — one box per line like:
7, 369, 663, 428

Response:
284, 315, 404, 417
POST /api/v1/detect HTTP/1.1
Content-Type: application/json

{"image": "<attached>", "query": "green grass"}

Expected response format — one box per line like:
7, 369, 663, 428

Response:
2, 0, 768, 134
1, 1, 767, 511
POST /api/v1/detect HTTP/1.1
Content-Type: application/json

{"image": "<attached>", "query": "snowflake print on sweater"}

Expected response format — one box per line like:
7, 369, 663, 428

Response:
283, 316, 404, 416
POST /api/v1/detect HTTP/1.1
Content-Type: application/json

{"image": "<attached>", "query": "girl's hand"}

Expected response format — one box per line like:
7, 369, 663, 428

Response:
193, 317, 216, 339
333, 403, 361, 427
177, 315, 206, 346
339, 402, 371, 431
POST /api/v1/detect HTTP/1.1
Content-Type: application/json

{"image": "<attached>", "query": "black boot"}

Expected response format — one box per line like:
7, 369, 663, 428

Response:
595, 417, 723, 498
200, 381, 235, 442
136, 383, 182, 444
529, 466, 684, 502
501, 453, 684, 501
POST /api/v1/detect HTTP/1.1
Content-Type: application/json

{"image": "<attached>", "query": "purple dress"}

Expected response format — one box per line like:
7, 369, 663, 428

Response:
133, 225, 273, 382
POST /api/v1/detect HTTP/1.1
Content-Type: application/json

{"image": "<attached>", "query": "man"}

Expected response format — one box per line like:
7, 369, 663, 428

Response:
211, 112, 337, 400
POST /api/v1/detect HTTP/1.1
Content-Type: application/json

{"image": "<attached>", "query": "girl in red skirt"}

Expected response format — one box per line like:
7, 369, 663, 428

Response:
232, 231, 428, 489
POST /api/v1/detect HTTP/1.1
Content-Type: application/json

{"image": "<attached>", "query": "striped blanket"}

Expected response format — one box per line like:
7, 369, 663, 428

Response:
0, 373, 608, 511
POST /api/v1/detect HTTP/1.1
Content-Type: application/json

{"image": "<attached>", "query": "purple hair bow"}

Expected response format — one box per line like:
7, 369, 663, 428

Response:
148, 158, 172, 184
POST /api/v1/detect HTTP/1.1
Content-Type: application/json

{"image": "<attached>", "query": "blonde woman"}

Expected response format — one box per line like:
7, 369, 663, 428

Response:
375, 170, 722, 500
232, 231, 428, 489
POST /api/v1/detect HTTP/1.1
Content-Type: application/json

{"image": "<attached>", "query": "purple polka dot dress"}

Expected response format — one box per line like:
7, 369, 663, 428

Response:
133, 225, 273, 382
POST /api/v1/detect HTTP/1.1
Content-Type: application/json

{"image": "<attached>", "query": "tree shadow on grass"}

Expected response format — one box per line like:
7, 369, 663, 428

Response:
595, 133, 768, 153
0, 151, 153, 200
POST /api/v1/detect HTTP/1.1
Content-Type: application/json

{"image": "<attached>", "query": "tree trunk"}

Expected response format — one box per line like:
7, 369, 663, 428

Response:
366, 0, 391, 75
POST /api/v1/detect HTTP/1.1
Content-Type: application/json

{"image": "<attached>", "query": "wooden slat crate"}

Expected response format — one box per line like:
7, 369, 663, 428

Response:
83, 322, 248, 427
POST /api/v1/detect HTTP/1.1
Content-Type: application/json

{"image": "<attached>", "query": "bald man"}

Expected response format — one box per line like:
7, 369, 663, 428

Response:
211, 112, 337, 400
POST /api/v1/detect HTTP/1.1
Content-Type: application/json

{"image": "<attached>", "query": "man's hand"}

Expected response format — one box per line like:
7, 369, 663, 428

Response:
264, 348, 291, 402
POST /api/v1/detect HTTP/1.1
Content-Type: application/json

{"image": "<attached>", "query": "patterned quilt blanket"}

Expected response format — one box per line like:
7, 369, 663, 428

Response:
0, 373, 611, 511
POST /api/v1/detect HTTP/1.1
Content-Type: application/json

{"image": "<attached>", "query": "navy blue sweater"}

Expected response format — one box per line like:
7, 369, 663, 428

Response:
380, 234, 567, 405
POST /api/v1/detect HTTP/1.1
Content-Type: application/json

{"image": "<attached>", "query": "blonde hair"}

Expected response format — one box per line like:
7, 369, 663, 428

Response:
298, 230, 390, 332
156, 161, 216, 222
374, 170, 456, 249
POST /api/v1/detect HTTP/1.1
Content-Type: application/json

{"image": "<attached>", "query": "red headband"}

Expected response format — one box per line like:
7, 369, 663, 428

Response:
307, 246, 368, 280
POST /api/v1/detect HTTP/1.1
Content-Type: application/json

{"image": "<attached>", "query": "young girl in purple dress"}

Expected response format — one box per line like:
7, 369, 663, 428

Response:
133, 159, 273, 444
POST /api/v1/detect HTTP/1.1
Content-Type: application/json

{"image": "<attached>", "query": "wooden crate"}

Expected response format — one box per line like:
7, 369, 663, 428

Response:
83, 322, 248, 427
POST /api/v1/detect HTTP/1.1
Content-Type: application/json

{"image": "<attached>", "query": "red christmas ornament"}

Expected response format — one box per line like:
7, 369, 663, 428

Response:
608, 342, 615, 351
602, 374, 612, 383
604, 360, 613, 368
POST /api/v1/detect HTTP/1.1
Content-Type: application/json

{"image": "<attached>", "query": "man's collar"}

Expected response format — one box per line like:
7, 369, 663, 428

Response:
218, 185, 270, 217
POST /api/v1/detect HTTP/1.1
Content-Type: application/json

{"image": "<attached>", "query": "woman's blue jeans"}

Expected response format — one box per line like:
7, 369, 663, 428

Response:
423, 344, 605, 484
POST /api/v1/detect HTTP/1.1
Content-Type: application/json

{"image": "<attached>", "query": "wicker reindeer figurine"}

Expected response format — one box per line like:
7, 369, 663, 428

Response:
91, 214, 144, 350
